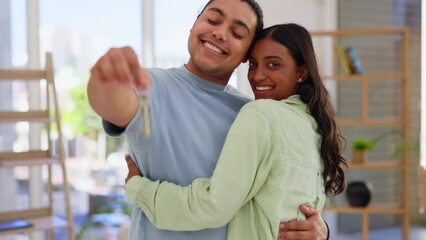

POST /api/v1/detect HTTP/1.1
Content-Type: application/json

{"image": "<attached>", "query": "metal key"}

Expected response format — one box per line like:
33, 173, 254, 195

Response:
138, 94, 151, 137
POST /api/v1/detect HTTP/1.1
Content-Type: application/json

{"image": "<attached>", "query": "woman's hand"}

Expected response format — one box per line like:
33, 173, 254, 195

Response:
125, 153, 142, 183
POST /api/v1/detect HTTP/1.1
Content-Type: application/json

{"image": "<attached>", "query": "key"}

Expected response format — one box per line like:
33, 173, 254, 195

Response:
138, 94, 151, 137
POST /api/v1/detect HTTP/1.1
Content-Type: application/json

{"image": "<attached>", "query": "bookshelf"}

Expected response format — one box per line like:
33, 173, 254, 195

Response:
310, 28, 410, 240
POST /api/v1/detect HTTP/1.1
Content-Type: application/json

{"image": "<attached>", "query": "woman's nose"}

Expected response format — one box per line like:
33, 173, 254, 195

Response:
251, 68, 266, 82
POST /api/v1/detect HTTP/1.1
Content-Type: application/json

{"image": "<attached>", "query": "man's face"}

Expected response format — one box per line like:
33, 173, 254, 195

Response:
186, 0, 257, 85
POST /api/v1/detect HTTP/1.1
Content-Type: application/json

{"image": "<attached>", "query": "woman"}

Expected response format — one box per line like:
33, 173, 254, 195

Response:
125, 23, 347, 240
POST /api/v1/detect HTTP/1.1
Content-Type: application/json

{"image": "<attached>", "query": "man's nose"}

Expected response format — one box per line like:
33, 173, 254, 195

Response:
212, 26, 228, 41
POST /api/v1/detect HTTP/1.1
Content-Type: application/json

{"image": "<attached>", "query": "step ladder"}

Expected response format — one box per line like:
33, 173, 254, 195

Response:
0, 52, 75, 239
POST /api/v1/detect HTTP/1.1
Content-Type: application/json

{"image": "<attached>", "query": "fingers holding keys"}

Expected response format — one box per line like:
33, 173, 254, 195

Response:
110, 48, 137, 86
122, 47, 152, 91
91, 46, 151, 91
88, 47, 151, 127
125, 153, 143, 183
91, 54, 115, 83
91, 47, 129, 84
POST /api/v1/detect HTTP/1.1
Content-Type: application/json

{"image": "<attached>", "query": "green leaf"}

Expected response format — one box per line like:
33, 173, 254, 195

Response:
352, 138, 375, 150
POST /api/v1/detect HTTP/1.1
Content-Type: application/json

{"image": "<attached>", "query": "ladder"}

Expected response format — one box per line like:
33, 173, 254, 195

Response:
0, 52, 75, 239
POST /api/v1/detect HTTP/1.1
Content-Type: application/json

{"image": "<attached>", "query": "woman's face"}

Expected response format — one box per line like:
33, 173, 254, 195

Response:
247, 38, 301, 100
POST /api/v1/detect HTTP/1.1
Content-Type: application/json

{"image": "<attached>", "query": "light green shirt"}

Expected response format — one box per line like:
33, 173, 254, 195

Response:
126, 97, 326, 240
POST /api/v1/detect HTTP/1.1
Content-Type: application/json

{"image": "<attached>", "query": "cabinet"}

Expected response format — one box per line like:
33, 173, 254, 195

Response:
0, 53, 75, 239
310, 28, 410, 240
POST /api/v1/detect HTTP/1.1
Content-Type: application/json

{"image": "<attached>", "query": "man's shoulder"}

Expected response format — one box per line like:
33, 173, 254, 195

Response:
224, 85, 252, 103
147, 66, 181, 79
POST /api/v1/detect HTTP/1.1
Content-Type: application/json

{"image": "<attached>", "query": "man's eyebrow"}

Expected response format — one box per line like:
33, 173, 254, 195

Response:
207, 7, 251, 35
207, 7, 225, 17
234, 20, 251, 35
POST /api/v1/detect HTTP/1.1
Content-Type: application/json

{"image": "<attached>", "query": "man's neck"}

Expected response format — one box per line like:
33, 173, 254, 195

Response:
184, 63, 232, 86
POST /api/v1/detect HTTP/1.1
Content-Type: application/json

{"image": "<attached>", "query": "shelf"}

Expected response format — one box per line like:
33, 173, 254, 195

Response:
322, 73, 403, 81
0, 216, 69, 236
0, 69, 48, 80
0, 111, 52, 123
349, 161, 404, 170
311, 27, 408, 36
337, 119, 402, 126
0, 157, 60, 168
324, 203, 405, 214
0, 151, 60, 168
311, 27, 410, 240
0, 208, 68, 232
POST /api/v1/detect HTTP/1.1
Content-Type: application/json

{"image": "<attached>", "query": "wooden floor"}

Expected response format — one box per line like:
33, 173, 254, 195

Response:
332, 226, 426, 240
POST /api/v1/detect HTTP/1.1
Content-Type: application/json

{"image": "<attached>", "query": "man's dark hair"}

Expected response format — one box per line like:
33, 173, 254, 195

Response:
197, 0, 264, 38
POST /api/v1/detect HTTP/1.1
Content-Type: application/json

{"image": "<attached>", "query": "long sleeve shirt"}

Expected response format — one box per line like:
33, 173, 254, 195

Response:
126, 97, 326, 240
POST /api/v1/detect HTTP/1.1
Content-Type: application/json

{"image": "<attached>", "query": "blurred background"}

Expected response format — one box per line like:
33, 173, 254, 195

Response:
0, 0, 423, 239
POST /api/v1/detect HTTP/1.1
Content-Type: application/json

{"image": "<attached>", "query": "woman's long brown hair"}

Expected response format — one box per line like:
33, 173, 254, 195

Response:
255, 23, 347, 195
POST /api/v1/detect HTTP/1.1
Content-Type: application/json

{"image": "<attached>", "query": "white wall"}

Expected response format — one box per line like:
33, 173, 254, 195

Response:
258, 0, 336, 29
237, 0, 338, 98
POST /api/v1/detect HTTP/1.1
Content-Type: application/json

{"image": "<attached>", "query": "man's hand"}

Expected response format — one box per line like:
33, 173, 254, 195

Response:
90, 46, 151, 91
278, 204, 328, 240
87, 46, 152, 127
125, 153, 142, 183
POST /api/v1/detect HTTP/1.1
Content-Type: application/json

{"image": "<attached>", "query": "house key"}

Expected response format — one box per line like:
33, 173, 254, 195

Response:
138, 94, 151, 137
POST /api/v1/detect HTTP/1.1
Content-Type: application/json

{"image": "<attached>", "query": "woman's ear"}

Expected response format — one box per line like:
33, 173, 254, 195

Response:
298, 65, 309, 82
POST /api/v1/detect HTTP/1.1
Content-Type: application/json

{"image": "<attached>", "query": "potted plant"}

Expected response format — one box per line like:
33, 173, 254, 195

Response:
351, 138, 375, 164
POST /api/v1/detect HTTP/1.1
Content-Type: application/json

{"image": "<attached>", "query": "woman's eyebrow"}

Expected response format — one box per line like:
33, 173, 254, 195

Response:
264, 56, 282, 60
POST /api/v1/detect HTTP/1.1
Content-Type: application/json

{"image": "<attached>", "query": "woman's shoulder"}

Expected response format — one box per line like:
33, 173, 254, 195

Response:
243, 99, 278, 109
240, 99, 310, 128
243, 98, 305, 113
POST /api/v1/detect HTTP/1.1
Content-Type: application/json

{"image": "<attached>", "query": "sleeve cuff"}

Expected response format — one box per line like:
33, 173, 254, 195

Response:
125, 176, 160, 215
102, 119, 125, 136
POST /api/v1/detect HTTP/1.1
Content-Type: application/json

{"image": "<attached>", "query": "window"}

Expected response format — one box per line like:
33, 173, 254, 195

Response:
422, 1, 426, 168
154, 0, 206, 67
154, 0, 239, 88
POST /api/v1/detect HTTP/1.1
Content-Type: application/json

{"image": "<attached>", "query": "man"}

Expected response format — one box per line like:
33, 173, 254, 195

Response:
88, 0, 328, 239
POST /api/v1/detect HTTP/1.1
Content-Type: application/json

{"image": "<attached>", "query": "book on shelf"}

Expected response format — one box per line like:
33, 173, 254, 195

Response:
336, 45, 364, 75
0, 220, 33, 231
337, 45, 351, 74
345, 46, 364, 74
